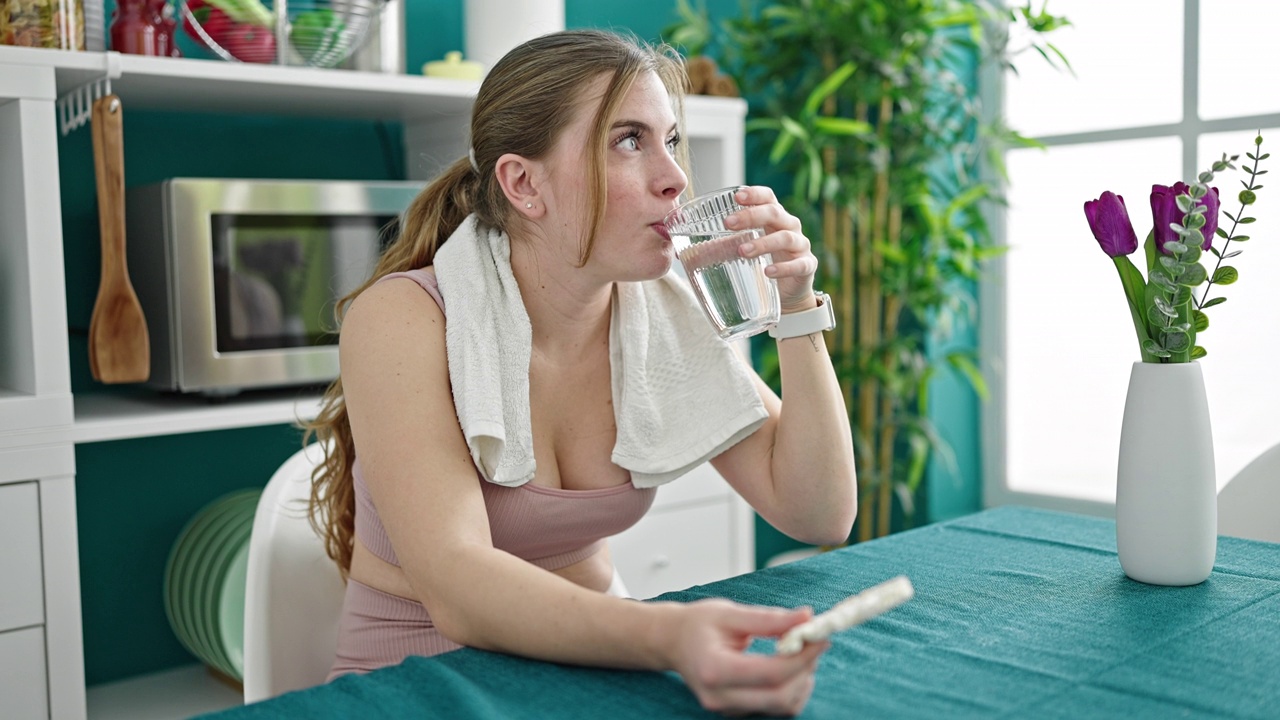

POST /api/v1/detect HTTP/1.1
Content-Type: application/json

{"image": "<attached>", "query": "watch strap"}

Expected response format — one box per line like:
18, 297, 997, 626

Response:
769, 292, 836, 339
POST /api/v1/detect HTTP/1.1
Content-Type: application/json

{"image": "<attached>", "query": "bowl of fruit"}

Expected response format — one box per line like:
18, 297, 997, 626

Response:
180, 0, 384, 67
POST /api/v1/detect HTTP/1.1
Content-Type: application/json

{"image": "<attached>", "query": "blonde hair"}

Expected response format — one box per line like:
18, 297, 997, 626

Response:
304, 29, 690, 576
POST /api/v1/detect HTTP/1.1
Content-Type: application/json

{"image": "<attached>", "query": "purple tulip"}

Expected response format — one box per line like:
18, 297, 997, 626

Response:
1150, 182, 1219, 253
1084, 191, 1138, 257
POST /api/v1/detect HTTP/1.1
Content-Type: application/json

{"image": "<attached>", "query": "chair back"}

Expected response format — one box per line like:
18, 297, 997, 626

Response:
242, 443, 346, 703
1219, 442, 1280, 543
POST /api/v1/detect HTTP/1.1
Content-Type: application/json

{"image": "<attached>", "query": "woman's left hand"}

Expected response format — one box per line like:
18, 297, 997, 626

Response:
726, 186, 818, 311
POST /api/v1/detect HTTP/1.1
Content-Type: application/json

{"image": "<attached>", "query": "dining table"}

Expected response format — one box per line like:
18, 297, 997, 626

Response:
197, 506, 1280, 719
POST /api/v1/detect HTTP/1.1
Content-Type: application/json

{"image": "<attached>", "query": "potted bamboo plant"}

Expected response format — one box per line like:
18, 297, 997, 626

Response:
667, 0, 1068, 541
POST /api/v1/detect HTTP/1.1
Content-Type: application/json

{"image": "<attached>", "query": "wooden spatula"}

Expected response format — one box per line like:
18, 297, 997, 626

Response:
89, 93, 150, 384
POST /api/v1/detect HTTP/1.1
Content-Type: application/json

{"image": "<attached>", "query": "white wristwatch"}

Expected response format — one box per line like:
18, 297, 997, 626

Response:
769, 291, 836, 339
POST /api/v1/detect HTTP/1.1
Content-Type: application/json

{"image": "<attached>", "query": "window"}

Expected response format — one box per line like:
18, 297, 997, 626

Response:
986, 0, 1280, 513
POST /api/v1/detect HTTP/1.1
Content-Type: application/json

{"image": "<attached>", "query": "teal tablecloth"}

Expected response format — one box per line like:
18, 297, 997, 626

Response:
200, 507, 1280, 719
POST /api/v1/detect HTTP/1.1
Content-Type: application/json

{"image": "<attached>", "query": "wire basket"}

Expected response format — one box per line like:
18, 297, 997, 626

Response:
180, 0, 384, 68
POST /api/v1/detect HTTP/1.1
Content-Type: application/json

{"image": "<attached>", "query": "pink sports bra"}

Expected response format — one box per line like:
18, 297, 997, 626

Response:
351, 268, 656, 572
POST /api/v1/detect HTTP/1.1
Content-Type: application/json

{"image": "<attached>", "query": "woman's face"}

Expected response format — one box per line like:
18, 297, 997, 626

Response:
539, 70, 688, 283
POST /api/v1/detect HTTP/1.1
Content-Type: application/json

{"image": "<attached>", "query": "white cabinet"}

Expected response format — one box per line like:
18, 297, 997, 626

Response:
0, 45, 750, 720
0, 627, 50, 720
610, 463, 753, 600
0, 483, 44, 631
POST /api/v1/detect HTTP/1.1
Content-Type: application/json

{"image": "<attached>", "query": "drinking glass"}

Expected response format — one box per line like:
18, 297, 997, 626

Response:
664, 186, 781, 340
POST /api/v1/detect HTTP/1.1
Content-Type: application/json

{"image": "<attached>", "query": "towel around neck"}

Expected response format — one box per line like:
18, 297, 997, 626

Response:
433, 215, 768, 489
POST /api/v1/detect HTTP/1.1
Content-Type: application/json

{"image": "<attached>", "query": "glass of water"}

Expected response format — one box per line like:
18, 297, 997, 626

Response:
664, 186, 781, 340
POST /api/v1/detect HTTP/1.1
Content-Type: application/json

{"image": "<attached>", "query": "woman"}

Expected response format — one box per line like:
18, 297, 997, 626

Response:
306, 29, 856, 717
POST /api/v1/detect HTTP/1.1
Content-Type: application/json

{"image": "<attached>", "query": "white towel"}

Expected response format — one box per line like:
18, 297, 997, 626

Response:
434, 215, 768, 488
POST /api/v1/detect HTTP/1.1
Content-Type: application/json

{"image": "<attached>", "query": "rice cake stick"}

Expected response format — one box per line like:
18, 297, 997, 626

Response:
775, 575, 915, 655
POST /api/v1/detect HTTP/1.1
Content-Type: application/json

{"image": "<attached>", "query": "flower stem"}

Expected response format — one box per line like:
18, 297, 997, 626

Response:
1198, 141, 1265, 309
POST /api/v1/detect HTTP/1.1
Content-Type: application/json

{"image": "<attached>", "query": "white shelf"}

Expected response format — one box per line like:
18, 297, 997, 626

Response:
0, 46, 746, 128
87, 663, 241, 720
71, 390, 324, 444
0, 46, 478, 121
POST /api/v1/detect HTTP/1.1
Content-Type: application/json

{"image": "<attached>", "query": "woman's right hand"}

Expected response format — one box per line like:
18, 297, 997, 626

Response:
665, 599, 828, 717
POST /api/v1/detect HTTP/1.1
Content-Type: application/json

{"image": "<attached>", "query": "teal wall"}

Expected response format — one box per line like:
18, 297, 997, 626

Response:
74, 0, 979, 685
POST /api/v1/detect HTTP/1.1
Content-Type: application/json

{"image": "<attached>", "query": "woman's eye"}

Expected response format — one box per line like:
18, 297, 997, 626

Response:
666, 135, 681, 153
617, 135, 640, 150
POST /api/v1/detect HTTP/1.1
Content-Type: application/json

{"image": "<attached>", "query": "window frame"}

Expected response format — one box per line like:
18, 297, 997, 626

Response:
980, 0, 1280, 517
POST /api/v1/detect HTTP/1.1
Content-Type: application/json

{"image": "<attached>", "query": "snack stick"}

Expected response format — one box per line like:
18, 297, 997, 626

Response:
775, 575, 914, 655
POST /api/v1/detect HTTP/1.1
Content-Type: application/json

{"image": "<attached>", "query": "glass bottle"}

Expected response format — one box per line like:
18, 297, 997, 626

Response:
109, 0, 179, 57
1, 0, 87, 50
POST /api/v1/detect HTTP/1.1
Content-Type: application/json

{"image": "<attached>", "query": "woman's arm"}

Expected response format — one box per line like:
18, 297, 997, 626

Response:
340, 277, 825, 716
709, 187, 858, 546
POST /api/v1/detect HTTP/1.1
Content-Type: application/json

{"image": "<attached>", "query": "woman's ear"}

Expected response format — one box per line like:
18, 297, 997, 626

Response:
494, 153, 545, 218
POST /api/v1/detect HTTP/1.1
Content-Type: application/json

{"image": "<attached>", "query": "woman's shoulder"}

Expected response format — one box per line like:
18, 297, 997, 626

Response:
344, 266, 446, 345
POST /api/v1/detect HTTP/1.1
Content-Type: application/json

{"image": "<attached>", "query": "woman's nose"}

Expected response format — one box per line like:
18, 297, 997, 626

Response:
656, 152, 688, 199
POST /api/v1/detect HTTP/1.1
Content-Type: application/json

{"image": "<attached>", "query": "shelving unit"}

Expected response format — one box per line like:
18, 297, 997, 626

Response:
0, 46, 749, 720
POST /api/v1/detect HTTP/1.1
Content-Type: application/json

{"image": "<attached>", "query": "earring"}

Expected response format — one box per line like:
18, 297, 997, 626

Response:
525, 201, 534, 209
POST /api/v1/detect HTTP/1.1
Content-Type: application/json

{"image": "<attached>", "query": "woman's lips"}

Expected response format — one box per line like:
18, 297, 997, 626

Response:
652, 223, 671, 242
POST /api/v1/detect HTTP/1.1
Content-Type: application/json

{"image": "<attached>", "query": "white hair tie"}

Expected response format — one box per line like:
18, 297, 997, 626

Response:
468, 147, 480, 173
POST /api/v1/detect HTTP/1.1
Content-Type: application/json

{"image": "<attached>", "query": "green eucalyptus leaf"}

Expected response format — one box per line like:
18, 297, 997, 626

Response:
1165, 241, 1188, 255
1176, 194, 1195, 213
1185, 212, 1205, 229
1143, 339, 1172, 358
1159, 256, 1180, 270
1182, 243, 1202, 264
1178, 263, 1207, 286
1240, 189, 1257, 205
1191, 346, 1207, 359
1212, 266, 1239, 285
1153, 296, 1179, 318
1193, 310, 1209, 332
1163, 329, 1191, 352
1199, 171, 1214, 183
1150, 270, 1175, 289
1202, 296, 1227, 308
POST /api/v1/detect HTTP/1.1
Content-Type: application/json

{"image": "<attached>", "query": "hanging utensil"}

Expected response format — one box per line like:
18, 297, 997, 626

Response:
88, 93, 150, 384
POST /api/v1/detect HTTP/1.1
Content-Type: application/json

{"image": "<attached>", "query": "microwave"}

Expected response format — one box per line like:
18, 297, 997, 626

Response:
125, 178, 425, 397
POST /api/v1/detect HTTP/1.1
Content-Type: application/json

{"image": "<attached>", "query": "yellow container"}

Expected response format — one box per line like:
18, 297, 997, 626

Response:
423, 51, 483, 81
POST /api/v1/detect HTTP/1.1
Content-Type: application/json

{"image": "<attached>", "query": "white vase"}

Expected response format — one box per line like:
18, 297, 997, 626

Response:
1115, 361, 1217, 586
465, 0, 566, 73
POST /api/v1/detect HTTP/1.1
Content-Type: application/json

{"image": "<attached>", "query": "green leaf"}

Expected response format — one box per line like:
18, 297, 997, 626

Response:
1178, 263, 1207, 286
1176, 194, 1195, 213
1215, 227, 1229, 238
1193, 309, 1209, 332
812, 117, 873, 136
802, 61, 857, 118
945, 352, 988, 401
1238, 216, 1256, 224
1223, 249, 1242, 259
1114, 256, 1154, 360
1202, 296, 1227, 308
1143, 339, 1172, 358
1212, 266, 1239, 285
768, 127, 798, 165
1153, 296, 1178, 318
1191, 346, 1207, 360
1163, 329, 1191, 352
1231, 235, 1250, 242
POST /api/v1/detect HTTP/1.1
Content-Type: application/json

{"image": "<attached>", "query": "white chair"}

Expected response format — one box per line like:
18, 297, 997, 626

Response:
1218, 442, 1280, 544
242, 442, 346, 704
